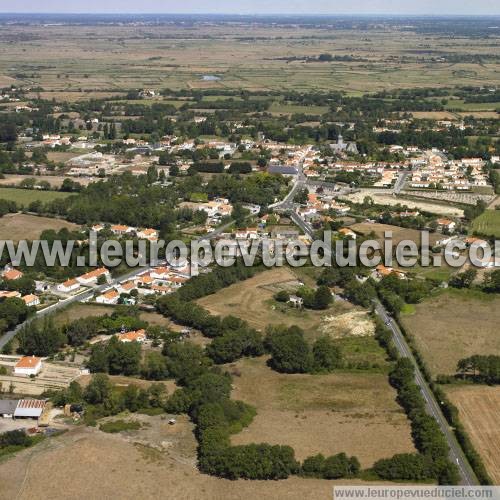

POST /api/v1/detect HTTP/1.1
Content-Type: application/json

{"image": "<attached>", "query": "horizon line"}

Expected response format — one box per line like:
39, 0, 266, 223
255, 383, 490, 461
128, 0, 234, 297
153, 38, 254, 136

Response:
1, 12, 500, 17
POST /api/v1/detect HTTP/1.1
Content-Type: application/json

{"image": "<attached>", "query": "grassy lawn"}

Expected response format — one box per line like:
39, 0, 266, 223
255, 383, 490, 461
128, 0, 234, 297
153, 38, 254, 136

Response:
472, 210, 500, 237
0, 187, 73, 207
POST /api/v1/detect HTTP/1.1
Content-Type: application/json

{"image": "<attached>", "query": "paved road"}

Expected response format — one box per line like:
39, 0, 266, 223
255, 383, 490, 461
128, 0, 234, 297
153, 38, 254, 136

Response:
374, 301, 478, 486
285, 205, 478, 487
0, 222, 232, 351
270, 162, 307, 211
393, 171, 410, 195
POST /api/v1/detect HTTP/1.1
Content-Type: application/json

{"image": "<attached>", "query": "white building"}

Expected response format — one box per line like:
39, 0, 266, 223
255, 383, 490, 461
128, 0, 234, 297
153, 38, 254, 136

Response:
14, 356, 42, 376
96, 290, 120, 305
57, 278, 81, 293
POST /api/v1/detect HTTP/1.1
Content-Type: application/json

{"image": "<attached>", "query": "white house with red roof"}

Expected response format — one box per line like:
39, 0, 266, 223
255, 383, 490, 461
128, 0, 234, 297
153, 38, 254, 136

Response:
14, 356, 42, 376
96, 289, 119, 305
57, 278, 81, 293
77, 267, 111, 286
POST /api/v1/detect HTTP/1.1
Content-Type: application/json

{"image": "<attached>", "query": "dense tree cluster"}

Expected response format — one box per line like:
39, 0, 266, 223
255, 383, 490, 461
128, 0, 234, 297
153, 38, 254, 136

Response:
456, 355, 500, 384
0, 297, 32, 336
301, 452, 360, 479
264, 325, 342, 374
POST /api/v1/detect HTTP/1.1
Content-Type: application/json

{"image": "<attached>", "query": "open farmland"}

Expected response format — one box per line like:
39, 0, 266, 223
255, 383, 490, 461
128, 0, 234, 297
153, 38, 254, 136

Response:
228, 357, 414, 466
1, 23, 500, 94
0, 187, 73, 207
0, 213, 79, 241
445, 385, 500, 484
401, 289, 500, 376
472, 209, 500, 237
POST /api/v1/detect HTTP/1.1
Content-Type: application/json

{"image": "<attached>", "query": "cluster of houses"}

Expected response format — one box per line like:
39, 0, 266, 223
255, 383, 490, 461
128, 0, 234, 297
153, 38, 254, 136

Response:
297, 193, 351, 221
0, 269, 41, 307
91, 224, 159, 241
56, 267, 111, 294
95, 263, 191, 304
409, 154, 490, 190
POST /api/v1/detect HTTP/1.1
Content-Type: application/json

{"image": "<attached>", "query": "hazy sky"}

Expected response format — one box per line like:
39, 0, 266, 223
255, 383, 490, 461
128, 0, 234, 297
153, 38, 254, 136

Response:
3, 1, 500, 16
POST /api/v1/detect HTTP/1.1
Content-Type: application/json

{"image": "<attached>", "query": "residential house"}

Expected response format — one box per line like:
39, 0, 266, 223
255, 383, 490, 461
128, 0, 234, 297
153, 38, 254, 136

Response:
22, 295, 40, 307
77, 267, 111, 286
14, 356, 42, 376
436, 218, 457, 233
137, 228, 159, 241
57, 278, 81, 293
116, 329, 147, 343
96, 290, 119, 305
2, 269, 23, 281
110, 224, 135, 236
338, 228, 357, 239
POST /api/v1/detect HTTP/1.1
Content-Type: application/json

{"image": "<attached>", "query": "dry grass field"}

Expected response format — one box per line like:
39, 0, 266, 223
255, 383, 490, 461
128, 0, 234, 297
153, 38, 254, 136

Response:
197, 267, 364, 339
51, 303, 115, 326
446, 385, 500, 484
350, 222, 442, 247
0, 174, 92, 189
228, 357, 414, 466
401, 289, 500, 376
0, 213, 79, 241
1, 24, 499, 93
0, 424, 397, 500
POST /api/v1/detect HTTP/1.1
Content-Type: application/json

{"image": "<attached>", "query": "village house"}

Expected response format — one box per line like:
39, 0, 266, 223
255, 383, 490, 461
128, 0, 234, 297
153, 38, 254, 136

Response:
136, 228, 159, 241
436, 218, 457, 233
375, 264, 407, 280
150, 267, 171, 280
22, 295, 40, 307
110, 224, 135, 236
57, 278, 81, 293
96, 289, 120, 305
14, 356, 42, 377
234, 228, 259, 240
338, 228, 357, 239
116, 329, 147, 343
116, 281, 137, 295
150, 284, 173, 295
2, 269, 23, 281
77, 267, 111, 286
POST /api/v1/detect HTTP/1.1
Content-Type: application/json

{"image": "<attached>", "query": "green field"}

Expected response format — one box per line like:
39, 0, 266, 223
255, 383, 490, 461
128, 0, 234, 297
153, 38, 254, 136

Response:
269, 102, 329, 115
445, 99, 500, 111
0, 187, 73, 207
472, 209, 500, 237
